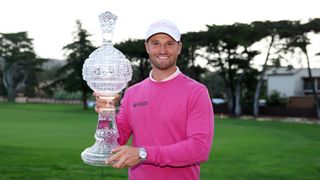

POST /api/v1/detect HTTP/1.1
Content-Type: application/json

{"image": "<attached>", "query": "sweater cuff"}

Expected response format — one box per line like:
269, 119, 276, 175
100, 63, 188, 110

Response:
143, 146, 157, 164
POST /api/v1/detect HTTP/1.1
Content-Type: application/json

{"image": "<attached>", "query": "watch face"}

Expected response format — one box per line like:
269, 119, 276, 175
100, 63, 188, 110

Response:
139, 148, 147, 159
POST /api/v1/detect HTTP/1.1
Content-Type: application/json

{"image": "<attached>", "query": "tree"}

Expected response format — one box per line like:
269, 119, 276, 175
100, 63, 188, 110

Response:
284, 19, 320, 118
55, 20, 96, 109
0, 32, 43, 102
0, 57, 6, 96
251, 20, 298, 117
200, 71, 225, 99
201, 24, 260, 116
114, 39, 150, 85
303, 18, 320, 119
179, 32, 207, 82
252, 18, 320, 118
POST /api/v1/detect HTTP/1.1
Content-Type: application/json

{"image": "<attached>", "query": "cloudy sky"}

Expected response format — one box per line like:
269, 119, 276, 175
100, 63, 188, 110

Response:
1, 0, 320, 67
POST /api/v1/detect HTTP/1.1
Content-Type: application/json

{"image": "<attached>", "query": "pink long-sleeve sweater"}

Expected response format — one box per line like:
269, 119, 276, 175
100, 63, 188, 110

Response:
116, 73, 214, 180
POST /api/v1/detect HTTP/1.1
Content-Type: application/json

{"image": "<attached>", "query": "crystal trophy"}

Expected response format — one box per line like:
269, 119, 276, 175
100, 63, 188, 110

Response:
81, 11, 132, 166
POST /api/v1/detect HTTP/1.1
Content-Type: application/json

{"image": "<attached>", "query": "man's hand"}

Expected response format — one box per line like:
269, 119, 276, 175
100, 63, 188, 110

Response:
106, 145, 141, 168
93, 92, 121, 113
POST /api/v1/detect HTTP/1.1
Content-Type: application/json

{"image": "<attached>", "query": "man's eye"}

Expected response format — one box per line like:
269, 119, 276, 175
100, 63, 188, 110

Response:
167, 42, 175, 46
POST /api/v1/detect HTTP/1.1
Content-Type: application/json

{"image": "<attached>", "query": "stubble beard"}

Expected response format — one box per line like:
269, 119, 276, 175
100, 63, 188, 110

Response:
149, 57, 176, 71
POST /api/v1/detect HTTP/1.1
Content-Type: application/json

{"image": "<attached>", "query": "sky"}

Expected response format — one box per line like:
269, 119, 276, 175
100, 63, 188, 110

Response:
1, 0, 320, 67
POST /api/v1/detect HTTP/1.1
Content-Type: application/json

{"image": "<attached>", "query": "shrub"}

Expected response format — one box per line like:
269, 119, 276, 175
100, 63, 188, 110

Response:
267, 90, 288, 106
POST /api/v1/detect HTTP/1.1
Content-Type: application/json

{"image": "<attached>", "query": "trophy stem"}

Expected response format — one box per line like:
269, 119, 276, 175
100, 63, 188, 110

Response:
102, 32, 113, 45
81, 94, 119, 166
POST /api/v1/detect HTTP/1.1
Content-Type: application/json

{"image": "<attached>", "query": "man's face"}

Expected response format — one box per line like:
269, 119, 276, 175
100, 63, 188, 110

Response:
145, 33, 182, 71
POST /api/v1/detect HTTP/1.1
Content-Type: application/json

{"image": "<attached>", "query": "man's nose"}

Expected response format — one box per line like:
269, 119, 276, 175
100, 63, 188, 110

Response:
159, 45, 167, 53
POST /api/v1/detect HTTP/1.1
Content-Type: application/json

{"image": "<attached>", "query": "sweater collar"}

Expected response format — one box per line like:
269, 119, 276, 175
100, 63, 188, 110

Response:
149, 66, 181, 82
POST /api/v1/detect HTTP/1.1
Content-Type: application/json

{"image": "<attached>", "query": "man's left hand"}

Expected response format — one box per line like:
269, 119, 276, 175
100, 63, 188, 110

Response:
106, 145, 141, 168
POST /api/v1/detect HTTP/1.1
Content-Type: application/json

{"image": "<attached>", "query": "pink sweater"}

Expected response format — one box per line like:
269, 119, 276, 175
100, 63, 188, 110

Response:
116, 73, 214, 180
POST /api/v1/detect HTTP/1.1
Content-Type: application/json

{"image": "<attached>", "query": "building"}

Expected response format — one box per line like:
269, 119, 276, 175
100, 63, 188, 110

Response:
267, 67, 320, 108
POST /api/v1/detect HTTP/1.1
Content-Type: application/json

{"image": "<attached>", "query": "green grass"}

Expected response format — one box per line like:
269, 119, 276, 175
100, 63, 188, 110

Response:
0, 103, 127, 180
0, 102, 319, 180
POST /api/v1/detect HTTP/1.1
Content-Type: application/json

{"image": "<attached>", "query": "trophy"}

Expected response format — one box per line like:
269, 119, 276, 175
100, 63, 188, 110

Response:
81, 11, 132, 166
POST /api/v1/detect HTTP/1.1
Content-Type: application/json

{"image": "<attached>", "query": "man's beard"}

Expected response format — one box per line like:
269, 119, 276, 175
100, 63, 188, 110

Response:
149, 58, 176, 70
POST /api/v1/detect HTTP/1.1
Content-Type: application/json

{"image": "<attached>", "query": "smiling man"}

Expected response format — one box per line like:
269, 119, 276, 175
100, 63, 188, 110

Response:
95, 19, 214, 180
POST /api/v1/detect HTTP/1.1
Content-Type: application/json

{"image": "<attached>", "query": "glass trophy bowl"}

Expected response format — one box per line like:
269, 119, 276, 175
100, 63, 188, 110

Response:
81, 11, 132, 166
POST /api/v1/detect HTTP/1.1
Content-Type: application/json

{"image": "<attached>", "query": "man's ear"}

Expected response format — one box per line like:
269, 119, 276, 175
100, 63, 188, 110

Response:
178, 42, 182, 55
145, 42, 150, 54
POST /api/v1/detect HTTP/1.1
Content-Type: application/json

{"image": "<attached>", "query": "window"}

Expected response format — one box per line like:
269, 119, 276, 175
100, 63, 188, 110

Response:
303, 77, 320, 91
303, 78, 314, 90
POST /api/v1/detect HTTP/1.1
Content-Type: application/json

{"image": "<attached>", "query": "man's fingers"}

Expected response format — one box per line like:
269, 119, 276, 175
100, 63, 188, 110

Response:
93, 93, 121, 113
111, 94, 121, 106
112, 157, 126, 168
95, 106, 99, 113
111, 146, 123, 153
106, 146, 125, 164
93, 92, 100, 97
106, 146, 141, 168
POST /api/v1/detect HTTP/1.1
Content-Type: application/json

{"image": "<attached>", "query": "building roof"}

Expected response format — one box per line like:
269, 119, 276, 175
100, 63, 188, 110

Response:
267, 67, 301, 76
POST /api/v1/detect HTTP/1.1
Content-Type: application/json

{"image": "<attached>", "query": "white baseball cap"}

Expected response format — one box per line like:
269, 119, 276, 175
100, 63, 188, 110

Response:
145, 19, 181, 42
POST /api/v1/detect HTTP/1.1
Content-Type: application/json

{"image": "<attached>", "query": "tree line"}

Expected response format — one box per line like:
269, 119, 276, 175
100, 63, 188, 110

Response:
1, 18, 320, 117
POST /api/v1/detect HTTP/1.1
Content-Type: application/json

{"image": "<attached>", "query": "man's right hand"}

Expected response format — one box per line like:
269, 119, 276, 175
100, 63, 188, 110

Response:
93, 92, 121, 113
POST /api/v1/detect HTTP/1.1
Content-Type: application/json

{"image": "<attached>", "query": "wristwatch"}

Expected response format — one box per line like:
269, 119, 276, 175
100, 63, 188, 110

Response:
138, 147, 147, 161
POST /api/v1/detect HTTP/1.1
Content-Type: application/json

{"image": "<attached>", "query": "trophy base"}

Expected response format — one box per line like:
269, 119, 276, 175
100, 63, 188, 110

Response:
81, 140, 118, 166
81, 148, 112, 166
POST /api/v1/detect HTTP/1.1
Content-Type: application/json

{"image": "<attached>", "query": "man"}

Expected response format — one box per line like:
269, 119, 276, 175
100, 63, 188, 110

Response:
95, 19, 214, 180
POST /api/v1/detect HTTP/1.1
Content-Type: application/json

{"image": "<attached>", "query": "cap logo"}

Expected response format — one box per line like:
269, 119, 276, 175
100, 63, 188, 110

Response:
151, 21, 177, 31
